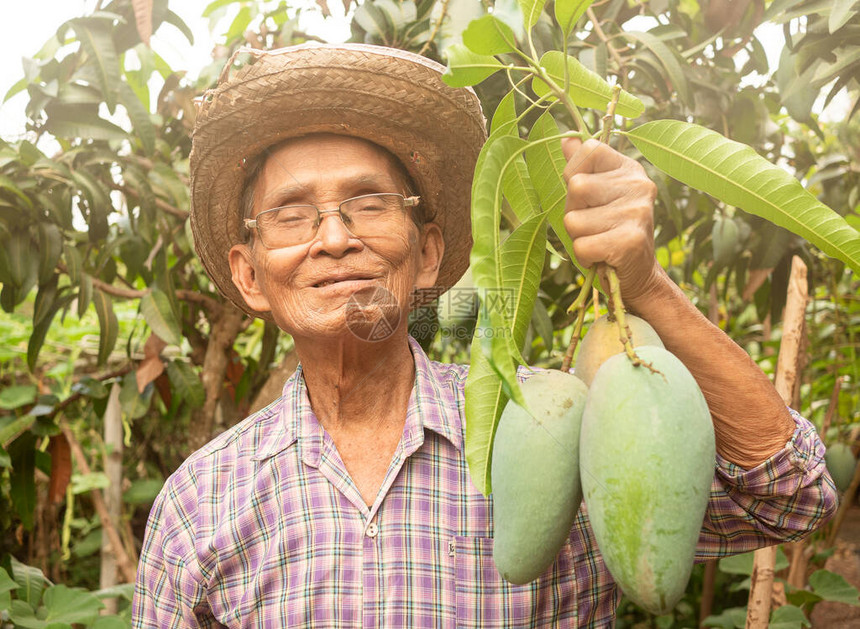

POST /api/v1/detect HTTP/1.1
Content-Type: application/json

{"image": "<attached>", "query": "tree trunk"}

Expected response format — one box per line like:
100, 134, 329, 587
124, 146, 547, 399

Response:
189, 305, 246, 451
746, 256, 808, 628
249, 348, 299, 415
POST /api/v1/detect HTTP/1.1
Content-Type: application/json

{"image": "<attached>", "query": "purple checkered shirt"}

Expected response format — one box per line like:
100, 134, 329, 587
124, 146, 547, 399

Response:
133, 337, 837, 627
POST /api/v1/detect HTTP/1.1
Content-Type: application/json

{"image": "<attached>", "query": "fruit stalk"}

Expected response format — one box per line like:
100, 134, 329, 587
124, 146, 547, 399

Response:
562, 266, 597, 372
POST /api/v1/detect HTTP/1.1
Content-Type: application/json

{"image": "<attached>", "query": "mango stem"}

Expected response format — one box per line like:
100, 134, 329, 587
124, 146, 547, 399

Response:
561, 267, 597, 372
607, 267, 661, 375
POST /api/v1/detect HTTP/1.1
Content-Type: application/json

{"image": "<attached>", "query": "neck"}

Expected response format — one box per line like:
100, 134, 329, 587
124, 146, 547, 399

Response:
293, 330, 416, 433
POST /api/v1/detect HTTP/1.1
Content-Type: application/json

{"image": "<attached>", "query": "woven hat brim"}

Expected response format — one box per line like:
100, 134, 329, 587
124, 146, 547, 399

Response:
190, 43, 487, 321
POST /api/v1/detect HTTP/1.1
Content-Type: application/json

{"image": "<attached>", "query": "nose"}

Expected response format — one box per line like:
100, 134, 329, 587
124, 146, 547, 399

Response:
309, 209, 363, 258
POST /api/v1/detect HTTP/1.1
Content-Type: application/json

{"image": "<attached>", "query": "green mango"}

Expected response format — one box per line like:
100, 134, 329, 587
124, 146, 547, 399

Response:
575, 314, 664, 387
580, 346, 715, 615
712, 216, 739, 266
825, 442, 857, 493
492, 369, 588, 584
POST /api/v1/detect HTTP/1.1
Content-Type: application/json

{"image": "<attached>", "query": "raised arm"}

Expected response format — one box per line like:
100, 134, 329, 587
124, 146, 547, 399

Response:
561, 137, 794, 468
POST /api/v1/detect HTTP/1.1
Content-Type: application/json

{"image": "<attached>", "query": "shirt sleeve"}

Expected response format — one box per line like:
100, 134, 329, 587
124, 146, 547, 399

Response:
695, 409, 838, 560
132, 472, 223, 628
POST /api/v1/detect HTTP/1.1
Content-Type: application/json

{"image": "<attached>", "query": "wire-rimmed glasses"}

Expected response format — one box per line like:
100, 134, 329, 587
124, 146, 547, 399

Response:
244, 193, 420, 248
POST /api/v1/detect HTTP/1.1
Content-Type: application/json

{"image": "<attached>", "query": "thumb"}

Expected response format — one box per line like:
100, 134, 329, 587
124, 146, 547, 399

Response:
561, 137, 582, 162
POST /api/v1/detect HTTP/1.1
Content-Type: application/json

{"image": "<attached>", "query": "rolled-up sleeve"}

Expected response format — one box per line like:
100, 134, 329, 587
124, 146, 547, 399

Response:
696, 409, 838, 559
132, 473, 220, 628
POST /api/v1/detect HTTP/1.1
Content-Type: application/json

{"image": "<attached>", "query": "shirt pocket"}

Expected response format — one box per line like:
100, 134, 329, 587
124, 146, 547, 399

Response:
453, 536, 577, 628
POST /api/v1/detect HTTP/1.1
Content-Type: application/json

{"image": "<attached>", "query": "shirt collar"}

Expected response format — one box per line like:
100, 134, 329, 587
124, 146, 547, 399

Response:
251, 335, 464, 462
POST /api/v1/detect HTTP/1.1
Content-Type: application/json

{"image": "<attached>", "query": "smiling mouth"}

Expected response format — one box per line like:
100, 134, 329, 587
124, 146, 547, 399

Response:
314, 276, 375, 288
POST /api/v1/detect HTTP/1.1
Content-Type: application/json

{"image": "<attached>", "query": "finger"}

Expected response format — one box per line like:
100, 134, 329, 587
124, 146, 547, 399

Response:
562, 138, 625, 181
566, 170, 633, 210
564, 195, 654, 246
570, 222, 653, 274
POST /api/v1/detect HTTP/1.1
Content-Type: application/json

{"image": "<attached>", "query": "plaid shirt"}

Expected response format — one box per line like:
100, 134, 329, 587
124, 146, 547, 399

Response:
133, 337, 836, 628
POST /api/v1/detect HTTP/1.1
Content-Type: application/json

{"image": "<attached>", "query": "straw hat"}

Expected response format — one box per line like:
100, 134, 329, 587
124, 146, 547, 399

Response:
189, 42, 488, 320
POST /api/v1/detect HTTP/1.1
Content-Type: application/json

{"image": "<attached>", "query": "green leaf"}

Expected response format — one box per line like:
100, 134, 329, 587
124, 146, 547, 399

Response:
42, 585, 104, 624
9, 433, 37, 530
0, 416, 36, 448
621, 30, 692, 106
525, 112, 577, 262
769, 604, 810, 628
63, 242, 82, 283
464, 343, 508, 495
717, 548, 790, 575
0, 385, 37, 410
625, 121, 860, 274
809, 569, 860, 605
4, 76, 29, 103
701, 606, 746, 628
464, 140, 548, 494
44, 106, 127, 142
93, 583, 135, 601
0, 567, 18, 597
532, 51, 644, 118
91, 616, 129, 629
70, 18, 121, 113
37, 223, 63, 285
776, 47, 819, 125
10, 557, 48, 607
120, 372, 153, 419
163, 10, 195, 45
829, 0, 857, 32
119, 82, 155, 156
123, 477, 164, 504
140, 290, 182, 345
442, 43, 505, 87
491, 93, 541, 222
77, 273, 93, 319
93, 289, 118, 366
462, 15, 516, 55
518, 0, 547, 29
491, 90, 518, 136
34, 277, 58, 327
555, 0, 593, 35
0, 174, 34, 210
501, 212, 548, 349
469, 133, 528, 404
28, 292, 74, 373
167, 360, 205, 408
71, 471, 111, 494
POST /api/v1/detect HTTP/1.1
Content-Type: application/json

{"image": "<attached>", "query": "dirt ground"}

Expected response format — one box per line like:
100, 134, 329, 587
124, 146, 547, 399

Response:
809, 503, 860, 627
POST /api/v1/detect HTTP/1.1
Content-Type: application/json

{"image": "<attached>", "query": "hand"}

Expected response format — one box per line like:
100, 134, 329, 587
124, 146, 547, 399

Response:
561, 137, 661, 307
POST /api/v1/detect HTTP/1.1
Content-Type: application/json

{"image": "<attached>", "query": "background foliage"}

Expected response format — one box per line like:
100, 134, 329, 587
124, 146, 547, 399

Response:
0, 0, 858, 625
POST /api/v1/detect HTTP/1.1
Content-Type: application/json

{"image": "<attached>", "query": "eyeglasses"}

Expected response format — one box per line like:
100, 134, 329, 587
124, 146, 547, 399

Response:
244, 193, 420, 248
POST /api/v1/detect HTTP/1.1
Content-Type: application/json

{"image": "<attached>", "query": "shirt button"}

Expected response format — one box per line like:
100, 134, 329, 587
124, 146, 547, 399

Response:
366, 522, 379, 538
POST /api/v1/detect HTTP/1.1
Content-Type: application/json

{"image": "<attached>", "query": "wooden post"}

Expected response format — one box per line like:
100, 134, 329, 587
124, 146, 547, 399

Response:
101, 381, 123, 613
746, 256, 808, 628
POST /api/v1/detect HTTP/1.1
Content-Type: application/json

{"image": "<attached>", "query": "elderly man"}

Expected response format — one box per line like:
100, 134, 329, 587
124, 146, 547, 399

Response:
133, 43, 836, 627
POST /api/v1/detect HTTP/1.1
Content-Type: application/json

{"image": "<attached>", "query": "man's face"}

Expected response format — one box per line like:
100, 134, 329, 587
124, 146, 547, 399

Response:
229, 134, 443, 342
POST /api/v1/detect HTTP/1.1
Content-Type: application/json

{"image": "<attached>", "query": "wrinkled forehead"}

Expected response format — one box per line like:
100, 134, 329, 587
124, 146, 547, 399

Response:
257, 133, 413, 188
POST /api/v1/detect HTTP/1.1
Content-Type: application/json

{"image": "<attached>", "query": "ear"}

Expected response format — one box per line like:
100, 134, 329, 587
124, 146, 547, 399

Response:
414, 222, 444, 289
228, 243, 272, 313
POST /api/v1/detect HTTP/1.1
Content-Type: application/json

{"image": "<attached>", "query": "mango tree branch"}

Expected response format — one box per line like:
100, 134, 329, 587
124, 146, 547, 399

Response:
188, 305, 247, 451
586, 7, 625, 70
59, 421, 138, 584
417, 0, 450, 56
112, 182, 189, 220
